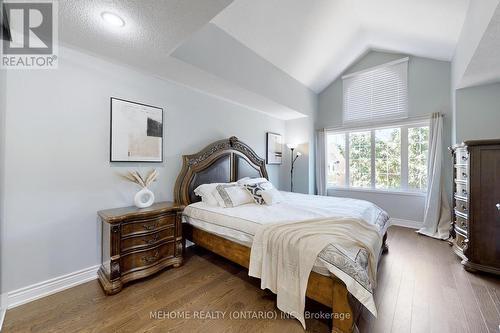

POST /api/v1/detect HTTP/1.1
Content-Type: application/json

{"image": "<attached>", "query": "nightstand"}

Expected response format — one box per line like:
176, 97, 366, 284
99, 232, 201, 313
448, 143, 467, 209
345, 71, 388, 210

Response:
97, 201, 183, 294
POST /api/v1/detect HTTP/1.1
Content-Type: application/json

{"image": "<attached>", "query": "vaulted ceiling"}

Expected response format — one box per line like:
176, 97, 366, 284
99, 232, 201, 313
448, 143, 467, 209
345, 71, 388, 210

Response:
212, 0, 470, 92
58, 0, 474, 119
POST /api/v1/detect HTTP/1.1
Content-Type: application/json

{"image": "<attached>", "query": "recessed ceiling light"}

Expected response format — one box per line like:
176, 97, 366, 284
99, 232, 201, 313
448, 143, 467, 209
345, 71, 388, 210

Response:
101, 11, 125, 28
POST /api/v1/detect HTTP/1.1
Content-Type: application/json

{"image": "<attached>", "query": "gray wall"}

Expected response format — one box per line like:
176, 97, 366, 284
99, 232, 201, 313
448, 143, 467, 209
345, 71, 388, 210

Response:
2, 46, 287, 292
0, 67, 6, 305
317, 51, 452, 223
281, 117, 316, 194
456, 82, 500, 142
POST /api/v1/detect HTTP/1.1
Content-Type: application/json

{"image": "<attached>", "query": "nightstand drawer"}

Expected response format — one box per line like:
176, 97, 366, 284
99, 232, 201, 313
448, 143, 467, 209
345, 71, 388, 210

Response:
121, 214, 175, 237
121, 226, 175, 253
121, 241, 175, 275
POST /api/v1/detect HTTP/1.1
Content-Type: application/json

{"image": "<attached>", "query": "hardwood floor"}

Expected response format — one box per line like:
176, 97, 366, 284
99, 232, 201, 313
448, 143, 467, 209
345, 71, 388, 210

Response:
3, 226, 500, 333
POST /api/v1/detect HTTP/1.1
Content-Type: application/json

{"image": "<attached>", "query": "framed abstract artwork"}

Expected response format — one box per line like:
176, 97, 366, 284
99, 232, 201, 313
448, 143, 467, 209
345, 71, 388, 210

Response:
110, 97, 163, 162
266, 132, 283, 165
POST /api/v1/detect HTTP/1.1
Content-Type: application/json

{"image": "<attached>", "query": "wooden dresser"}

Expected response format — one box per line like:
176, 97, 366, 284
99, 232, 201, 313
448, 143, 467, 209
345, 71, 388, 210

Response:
97, 202, 183, 294
450, 140, 500, 275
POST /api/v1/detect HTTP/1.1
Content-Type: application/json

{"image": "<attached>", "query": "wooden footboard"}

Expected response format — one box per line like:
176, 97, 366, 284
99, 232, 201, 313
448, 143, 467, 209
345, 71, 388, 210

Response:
183, 224, 382, 333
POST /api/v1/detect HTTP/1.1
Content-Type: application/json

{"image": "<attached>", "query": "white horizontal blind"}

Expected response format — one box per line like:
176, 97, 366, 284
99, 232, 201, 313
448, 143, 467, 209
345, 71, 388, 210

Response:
343, 58, 408, 124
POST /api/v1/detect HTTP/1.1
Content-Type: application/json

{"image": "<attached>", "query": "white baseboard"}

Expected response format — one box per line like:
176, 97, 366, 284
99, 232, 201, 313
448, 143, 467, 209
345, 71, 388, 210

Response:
7, 265, 100, 309
390, 218, 422, 229
0, 308, 5, 332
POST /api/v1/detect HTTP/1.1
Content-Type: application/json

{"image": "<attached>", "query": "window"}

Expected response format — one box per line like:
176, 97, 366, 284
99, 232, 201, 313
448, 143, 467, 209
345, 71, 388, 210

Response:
326, 133, 346, 186
349, 131, 371, 188
408, 126, 429, 190
375, 128, 401, 189
326, 122, 429, 192
343, 58, 408, 124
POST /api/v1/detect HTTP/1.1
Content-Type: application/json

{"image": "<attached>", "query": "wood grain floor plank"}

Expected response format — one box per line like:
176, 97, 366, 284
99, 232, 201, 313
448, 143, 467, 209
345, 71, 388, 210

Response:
4, 226, 499, 333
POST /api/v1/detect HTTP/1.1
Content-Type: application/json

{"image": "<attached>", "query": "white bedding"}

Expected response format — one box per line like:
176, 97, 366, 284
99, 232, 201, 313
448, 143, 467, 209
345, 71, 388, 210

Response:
183, 191, 390, 275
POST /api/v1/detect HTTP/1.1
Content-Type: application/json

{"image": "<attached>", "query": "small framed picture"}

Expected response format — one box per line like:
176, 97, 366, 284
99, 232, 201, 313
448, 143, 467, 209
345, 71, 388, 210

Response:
266, 132, 283, 165
110, 97, 163, 162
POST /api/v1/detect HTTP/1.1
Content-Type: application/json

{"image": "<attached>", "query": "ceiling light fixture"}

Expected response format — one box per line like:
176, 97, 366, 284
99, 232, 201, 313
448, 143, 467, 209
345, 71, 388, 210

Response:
101, 11, 125, 28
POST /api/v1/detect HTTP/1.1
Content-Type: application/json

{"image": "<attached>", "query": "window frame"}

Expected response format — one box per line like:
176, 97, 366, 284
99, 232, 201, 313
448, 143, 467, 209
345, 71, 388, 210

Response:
325, 119, 430, 195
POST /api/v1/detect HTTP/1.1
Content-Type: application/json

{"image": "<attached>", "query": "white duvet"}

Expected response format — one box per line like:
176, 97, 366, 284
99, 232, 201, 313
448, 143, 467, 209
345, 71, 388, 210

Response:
183, 191, 390, 324
183, 191, 389, 244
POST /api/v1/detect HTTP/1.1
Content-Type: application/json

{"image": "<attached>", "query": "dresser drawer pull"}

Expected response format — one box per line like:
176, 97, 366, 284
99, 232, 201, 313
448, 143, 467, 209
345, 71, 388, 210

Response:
460, 220, 467, 228
461, 189, 468, 196
142, 222, 159, 231
461, 172, 467, 179
461, 204, 468, 212
141, 251, 160, 264
144, 234, 160, 245
461, 155, 468, 161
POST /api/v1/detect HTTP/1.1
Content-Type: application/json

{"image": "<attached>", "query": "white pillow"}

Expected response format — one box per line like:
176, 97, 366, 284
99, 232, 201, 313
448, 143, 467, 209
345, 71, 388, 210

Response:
237, 176, 251, 183
213, 184, 254, 208
238, 177, 275, 190
261, 188, 284, 205
194, 182, 235, 206
200, 194, 218, 206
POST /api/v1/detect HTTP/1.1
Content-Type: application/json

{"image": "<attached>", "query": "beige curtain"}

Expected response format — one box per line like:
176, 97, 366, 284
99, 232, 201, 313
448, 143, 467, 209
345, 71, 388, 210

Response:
417, 113, 451, 239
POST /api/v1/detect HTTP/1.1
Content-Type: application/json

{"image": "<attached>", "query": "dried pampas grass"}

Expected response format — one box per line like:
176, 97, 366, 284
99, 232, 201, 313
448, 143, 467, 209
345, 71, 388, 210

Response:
121, 169, 158, 188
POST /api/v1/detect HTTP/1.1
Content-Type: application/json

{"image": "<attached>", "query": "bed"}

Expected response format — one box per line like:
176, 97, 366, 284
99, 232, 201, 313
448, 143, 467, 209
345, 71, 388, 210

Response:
174, 136, 389, 333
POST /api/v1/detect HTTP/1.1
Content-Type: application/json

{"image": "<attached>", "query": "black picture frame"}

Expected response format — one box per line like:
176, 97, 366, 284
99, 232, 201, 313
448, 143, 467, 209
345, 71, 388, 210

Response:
110, 97, 164, 163
266, 132, 283, 165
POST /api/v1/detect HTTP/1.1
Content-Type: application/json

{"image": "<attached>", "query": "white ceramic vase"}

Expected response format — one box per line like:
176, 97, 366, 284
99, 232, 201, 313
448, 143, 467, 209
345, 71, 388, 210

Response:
134, 187, 155, 208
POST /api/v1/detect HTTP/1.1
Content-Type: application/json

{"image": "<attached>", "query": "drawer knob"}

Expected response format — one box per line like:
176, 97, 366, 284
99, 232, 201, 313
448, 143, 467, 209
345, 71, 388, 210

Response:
461, 155, 468, 161
496, 203, 500, 211
144, 234, 160, 245
461, 204, 468, 211
141, 251, 160, 264
462, 172, 467, 179
142, 222, 159, 231
461, 189, 467, 196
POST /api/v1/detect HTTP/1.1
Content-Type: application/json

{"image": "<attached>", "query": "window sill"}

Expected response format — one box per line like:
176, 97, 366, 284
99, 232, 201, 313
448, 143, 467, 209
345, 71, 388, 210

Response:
327, 186, 427, 197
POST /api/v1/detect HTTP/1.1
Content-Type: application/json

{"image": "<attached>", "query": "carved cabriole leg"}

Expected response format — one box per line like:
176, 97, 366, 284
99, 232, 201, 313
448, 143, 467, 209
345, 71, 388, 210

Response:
97, 267, 123, 295
331, 278, 354, 333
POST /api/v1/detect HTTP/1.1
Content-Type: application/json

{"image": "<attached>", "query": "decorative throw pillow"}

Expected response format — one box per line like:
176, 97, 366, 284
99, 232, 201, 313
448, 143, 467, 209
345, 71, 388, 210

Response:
194, 182, 235, 206
261, 188, 284, 205
213, 184, 254, 208
243, 182, 267, 205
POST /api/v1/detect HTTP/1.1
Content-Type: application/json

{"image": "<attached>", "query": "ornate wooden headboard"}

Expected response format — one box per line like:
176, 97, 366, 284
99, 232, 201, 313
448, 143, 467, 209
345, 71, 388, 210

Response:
174, 136, 269, 205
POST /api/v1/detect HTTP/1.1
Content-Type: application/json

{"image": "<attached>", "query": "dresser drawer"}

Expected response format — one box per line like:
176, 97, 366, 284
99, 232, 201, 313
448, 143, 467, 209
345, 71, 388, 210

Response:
455, 212, 468, 232
455, 181, 468, 199
455, 198, 469, 216
455, 148, 469, 165
121, 226, 175, 253
455, 166, 468, 182
121, 241, 176, 275
121, 214, 176, 237
454, 231, 467, 252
